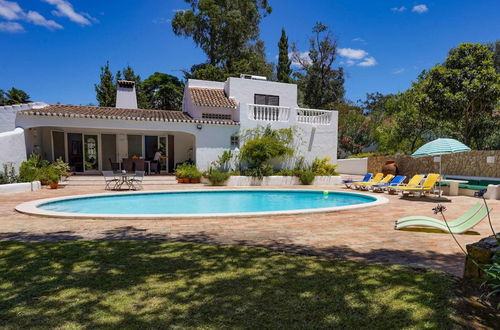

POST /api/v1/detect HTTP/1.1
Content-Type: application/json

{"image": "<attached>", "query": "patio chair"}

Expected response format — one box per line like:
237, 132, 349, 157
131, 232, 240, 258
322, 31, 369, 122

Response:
398, 173, 440, 197
343, 173, 372, 188
134, 159, 145, 171
353, 173, 383, 189
394, 204, 492, 234
102, 171, 119, 190
356, 174, 394, 191
109, 158, 120, 172
122, 159, 134, 172
371, 175, 406, 192
387, 174, 424, 194
129, 170, 145, 190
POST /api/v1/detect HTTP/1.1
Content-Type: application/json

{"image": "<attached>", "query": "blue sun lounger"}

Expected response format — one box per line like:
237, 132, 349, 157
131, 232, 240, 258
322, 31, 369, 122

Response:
343, 173, 372, 188
371, 175, 406, 192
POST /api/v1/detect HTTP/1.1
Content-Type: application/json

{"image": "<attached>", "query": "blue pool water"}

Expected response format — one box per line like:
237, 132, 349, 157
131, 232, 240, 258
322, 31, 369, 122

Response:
39, 190, 377, 215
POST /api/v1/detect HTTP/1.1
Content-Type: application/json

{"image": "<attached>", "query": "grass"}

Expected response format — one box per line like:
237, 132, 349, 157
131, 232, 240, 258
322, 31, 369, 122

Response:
0, 241, 456, 329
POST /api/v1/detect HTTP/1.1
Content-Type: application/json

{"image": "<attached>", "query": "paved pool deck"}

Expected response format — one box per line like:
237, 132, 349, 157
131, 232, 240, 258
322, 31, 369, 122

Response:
0, 183, 498, 277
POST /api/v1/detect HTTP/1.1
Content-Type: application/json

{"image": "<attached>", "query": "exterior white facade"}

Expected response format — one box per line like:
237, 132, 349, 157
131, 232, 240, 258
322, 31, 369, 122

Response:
0, 76, 338, 173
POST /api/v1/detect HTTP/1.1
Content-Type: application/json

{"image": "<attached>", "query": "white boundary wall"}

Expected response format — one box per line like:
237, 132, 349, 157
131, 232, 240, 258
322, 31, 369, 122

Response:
336, 158, 368, 175
0, 181, 41, 194
0, 128, 27, 170
213, 175, 342, 186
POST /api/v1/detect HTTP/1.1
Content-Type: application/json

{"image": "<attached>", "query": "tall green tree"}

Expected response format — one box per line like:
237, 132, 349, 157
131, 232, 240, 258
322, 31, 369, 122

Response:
94, 61, 116, 107
172, 0, 271, 68
292, 22, 344, 109
277, 28, 291, 83
142, 72, 184, 110
490, 40, 500, 73
4, 88, 31, 105
419, 43, 500, 148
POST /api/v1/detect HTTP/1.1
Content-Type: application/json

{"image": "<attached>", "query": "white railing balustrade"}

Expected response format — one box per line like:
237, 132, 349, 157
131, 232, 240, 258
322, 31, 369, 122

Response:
296, 108, 333, 125
248, 104, 291, 122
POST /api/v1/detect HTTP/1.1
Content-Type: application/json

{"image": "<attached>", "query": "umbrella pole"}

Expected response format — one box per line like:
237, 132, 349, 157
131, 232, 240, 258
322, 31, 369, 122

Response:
439, 158, 442, 197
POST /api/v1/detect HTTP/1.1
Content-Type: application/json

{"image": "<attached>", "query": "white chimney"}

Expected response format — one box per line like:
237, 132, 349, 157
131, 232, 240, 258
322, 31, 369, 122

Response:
116, 80, 138, 109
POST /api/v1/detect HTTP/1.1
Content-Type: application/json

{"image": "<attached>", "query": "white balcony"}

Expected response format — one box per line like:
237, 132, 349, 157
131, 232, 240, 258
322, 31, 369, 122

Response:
248, 104, 291, 122
296, 108, 333, 125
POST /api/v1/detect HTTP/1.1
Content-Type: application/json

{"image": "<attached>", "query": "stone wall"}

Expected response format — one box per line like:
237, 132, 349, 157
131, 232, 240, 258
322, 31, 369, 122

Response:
367, 150, 500, 179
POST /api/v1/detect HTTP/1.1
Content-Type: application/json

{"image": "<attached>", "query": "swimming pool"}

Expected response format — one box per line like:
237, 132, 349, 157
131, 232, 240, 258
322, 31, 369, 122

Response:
16, 189, 388, 219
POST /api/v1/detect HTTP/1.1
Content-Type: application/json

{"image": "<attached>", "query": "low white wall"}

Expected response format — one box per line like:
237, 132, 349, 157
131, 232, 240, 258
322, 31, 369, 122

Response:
336, 158, 368, 175
222, 175, 342, 186
0, 128, 27, 171
0, 181, 41, 194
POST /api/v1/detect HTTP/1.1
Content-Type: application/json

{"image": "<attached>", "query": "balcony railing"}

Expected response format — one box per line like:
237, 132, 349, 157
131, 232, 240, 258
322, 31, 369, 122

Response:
296, 108, 333, 125
248, 104, 291, 122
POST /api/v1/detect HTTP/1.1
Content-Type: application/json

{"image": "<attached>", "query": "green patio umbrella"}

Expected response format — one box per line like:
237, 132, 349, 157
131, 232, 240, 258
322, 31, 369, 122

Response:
412, 138, 471, 195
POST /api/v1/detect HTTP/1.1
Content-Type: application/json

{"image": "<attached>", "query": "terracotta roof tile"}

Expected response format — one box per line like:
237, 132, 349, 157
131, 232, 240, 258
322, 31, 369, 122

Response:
18, 104, 238, 125
189, 87, 237, 108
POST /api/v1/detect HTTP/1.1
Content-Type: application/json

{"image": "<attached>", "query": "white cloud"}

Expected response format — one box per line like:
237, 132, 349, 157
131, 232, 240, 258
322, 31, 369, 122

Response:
338, 48, 368, 60
358, 56, 377, 67
0, 0, 63, 30
392, 67, 405, 74
391, 6, 406, 12
26, 10, 62, 30
412, 4, 428, 13
43, 0, 94, 25
0, 21, 23, 32
0, 0, 22, 20
152, 17, 171, 24
352, 37, 366, 44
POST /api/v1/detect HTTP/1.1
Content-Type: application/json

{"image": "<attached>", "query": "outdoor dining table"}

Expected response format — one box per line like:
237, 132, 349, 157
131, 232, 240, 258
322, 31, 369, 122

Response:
114, 172, 137, 190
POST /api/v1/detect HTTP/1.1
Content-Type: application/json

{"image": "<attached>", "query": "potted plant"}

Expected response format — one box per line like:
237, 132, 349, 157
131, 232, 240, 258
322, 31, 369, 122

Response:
49, 173, 59, 189
175, 164, 188, 183
189, 166, 202, 184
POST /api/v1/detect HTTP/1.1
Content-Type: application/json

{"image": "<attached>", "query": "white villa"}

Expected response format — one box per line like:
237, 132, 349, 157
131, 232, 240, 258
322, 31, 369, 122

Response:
0, 75, 338, 173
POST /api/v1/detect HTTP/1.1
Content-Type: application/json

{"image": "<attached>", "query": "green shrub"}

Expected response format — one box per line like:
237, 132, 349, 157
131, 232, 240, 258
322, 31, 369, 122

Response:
52, 158, 71, 178
275, 169, 294, 176
0, 163, 18, 184
240, 125, 294, 174
311, 157, 338, 176
204, 169, 230, 186
298, 170, 315, 185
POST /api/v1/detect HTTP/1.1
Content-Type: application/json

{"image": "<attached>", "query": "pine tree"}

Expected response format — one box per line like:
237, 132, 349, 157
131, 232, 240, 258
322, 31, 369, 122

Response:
94, 61, 116, 107
277, 28, 292, 83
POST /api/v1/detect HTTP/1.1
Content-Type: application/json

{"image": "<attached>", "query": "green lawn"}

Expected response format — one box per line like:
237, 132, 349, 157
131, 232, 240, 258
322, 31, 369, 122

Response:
0, 241, 456, 329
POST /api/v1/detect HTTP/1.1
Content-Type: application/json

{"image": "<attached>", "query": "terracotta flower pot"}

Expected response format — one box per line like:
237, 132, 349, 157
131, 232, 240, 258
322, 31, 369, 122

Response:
183, 178, 191, 183
382, 161, 398, 176
177, 178, 184, 183
190, 179, 200, 184
49, 182, 58, 189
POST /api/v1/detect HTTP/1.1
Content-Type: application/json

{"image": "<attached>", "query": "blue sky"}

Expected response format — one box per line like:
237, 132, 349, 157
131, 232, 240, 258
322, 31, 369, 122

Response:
1, 0, 499, 105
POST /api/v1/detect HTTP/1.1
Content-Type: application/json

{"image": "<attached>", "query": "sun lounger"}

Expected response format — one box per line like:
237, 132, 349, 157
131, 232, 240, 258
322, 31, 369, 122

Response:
343, 173, 372, 188
396, 202, 483, 226
372, 175, 406, 192
387, 174, 424, 194
397, 173, 440, 197
356, 174, 394, 191
394, 204, 492, 234
353, 173, 383, 189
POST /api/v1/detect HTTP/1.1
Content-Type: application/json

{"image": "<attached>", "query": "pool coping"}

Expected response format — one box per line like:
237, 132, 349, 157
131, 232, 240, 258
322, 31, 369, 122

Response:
15, 188, 389, 220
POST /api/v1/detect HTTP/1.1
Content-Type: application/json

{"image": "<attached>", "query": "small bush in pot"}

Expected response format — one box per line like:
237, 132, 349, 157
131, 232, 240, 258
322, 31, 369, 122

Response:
187, 166, 202, 183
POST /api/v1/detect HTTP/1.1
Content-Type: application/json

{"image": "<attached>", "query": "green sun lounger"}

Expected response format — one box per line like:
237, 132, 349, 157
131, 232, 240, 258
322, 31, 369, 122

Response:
395, 202, 483, 227
394, 204, 492, 234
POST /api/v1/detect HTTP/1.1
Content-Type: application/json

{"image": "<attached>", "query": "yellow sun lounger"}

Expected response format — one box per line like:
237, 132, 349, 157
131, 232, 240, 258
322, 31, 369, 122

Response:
353, 173, 383, 189
398, 173, 440, 197
387, 174, 424, 193
357, 174, 394, 191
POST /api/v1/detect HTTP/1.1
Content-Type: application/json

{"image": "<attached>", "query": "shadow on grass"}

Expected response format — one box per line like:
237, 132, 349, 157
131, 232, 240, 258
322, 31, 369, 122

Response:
0, 239, 464, 329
